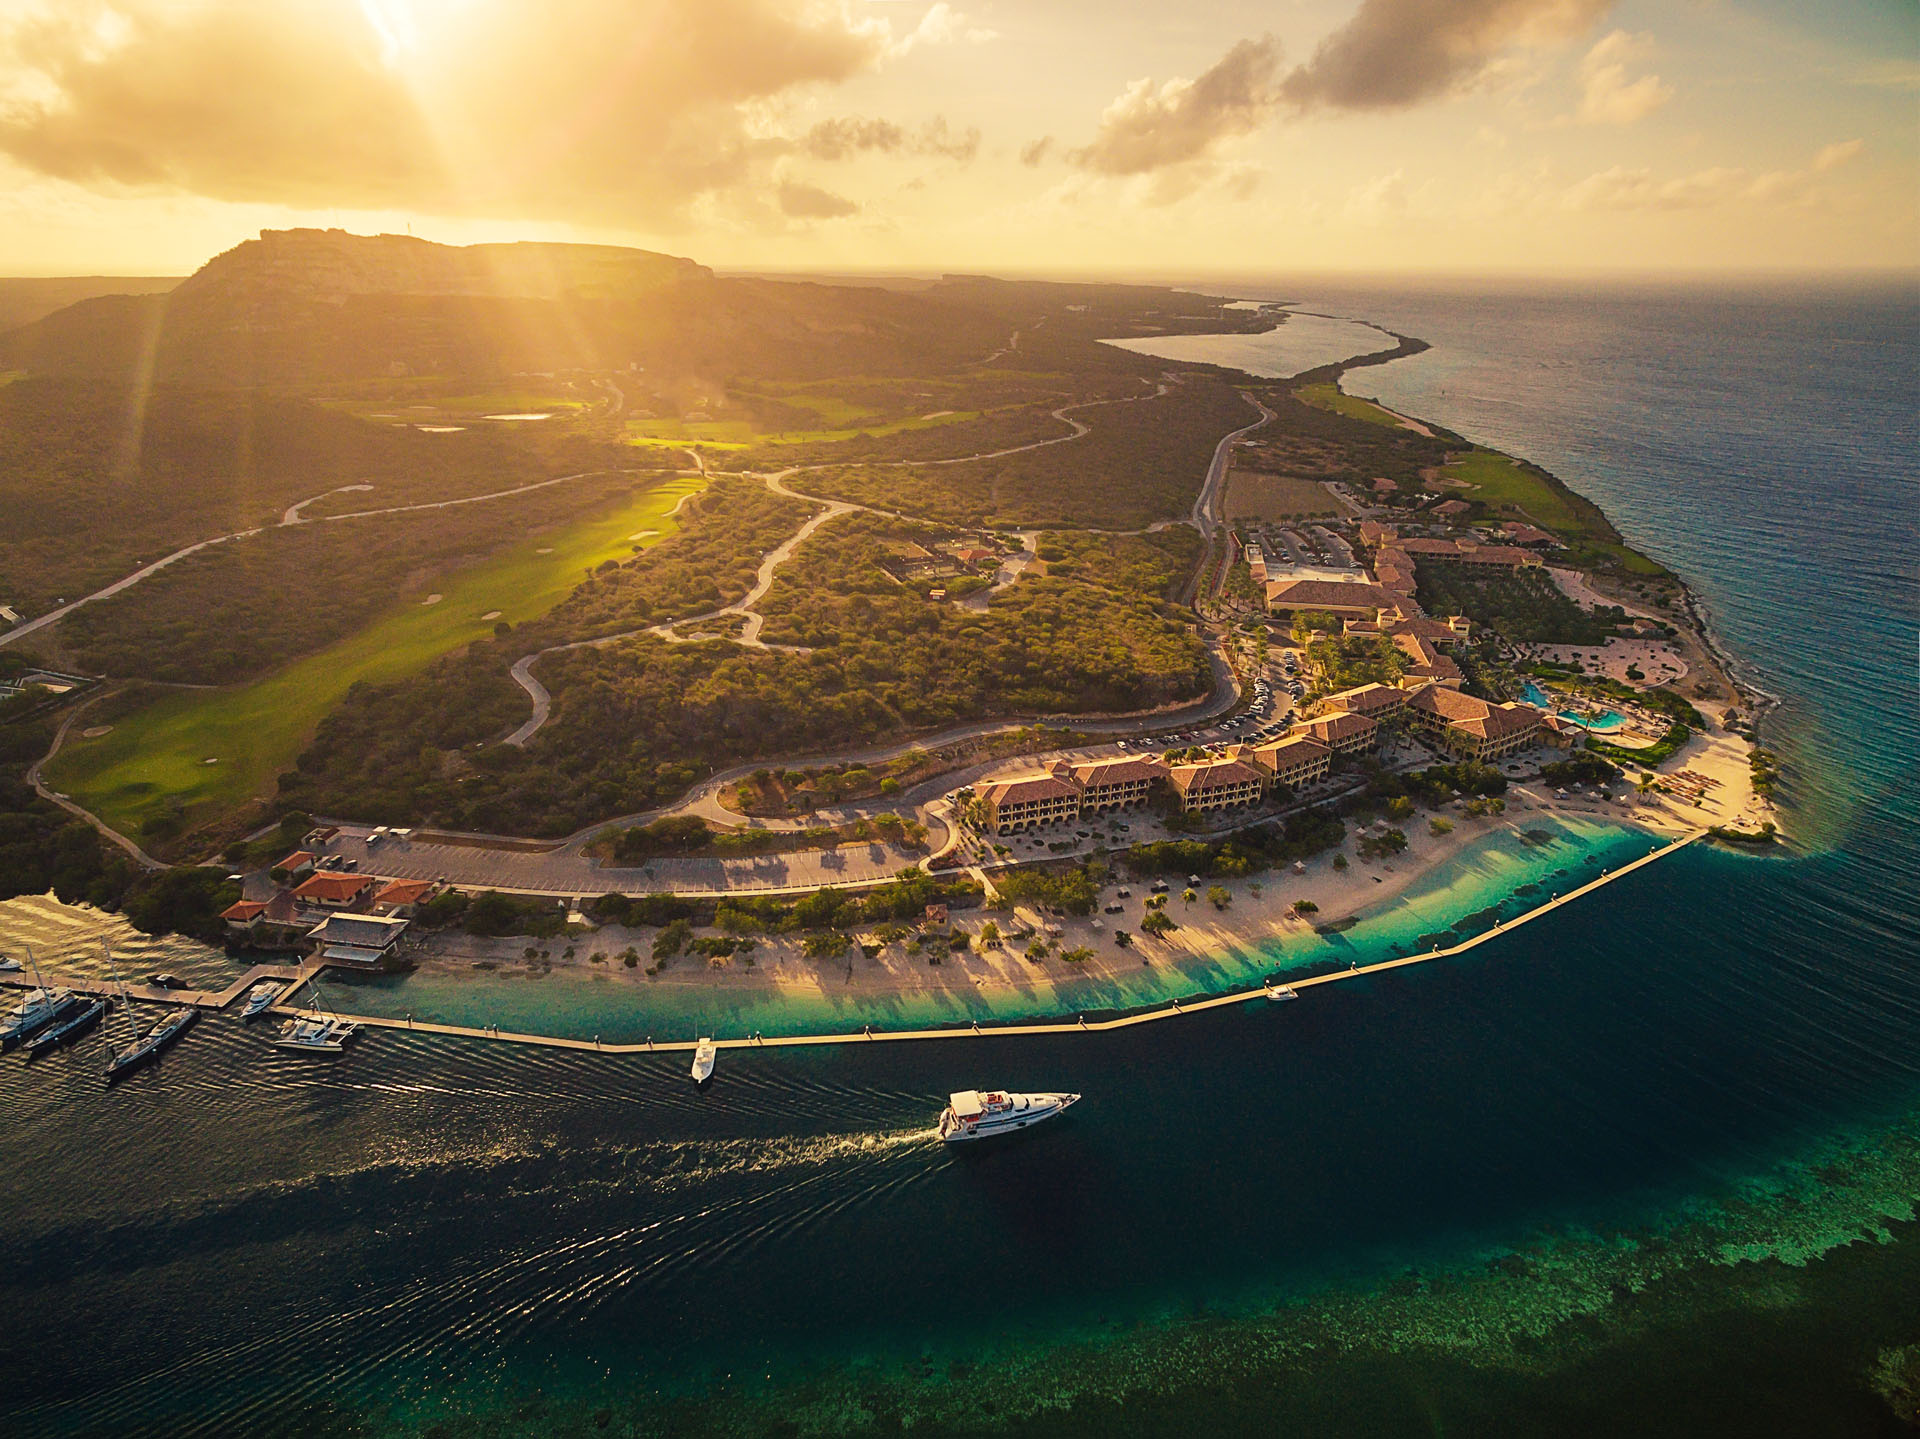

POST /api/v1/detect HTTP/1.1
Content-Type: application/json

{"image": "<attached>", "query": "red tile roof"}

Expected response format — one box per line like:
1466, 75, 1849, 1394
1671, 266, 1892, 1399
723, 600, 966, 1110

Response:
1070, 757, 1163, 786
1169, 759, 1262, 794
291, 872, 376, 903
982, 774, 1078, 805
372, 879, 435, 907
1305, 710, 1378, 744
220, 900, 268, 921
274, 851, 317, 874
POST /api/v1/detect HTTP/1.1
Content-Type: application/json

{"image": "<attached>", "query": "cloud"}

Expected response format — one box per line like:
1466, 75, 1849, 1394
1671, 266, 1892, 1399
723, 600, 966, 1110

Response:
1070, 35, 1283, 176
802, 116, 906, 161
1019, 136, 1053, 167
1574, 30, 1670, 125
799, 114, 975, 163
1562, 143, 1865, 211
777, 179, 859, 219
0, 0, 901, 227
1813, 138, 1864, 171
887, 3, 995, 57
1283, 0, 1612, 111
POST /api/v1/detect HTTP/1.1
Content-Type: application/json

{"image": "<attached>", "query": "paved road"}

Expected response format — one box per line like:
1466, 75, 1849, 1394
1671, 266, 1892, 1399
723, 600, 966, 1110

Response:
313, 829, 931, 899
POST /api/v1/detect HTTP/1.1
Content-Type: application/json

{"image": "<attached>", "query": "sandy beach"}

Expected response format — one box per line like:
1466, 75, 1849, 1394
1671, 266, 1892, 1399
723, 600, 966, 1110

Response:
405, 763, 1729, 1024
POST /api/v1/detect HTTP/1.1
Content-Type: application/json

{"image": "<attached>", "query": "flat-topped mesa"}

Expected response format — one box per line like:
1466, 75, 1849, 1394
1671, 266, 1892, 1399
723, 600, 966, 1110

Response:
174, 229, 711, 310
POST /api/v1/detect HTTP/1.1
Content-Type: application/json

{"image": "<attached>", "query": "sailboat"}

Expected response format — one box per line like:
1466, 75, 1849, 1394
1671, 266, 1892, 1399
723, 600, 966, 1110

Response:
104, 943, 198, 1081
23, 994, 109, 1057
0, 946, 85, 1051
272, 987, 358, 1053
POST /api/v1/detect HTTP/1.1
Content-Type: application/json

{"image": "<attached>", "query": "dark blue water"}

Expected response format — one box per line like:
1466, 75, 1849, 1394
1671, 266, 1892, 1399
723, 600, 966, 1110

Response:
3, 282, 1916, 1436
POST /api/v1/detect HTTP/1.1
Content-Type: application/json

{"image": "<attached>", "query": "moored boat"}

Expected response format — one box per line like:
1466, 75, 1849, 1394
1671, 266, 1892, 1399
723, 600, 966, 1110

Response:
937, 1089, 1079, 1143
241, 982, 281, 1020
690, 1038, 717, 1084
1265, 983, 1299, 1002
0, 955, 21, 973
1, 986, 84, 1051
106, 1007, 198, 1081
23, 997, 109, 1057
274, 1014, 357, 1053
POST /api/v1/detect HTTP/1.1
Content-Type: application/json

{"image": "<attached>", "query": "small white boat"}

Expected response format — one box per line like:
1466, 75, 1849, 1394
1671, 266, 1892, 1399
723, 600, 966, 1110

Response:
690, 1038, 717, 1084
0, 956, 22, 973
242, 982, 281, 1020
1265, 984, 1299, 1002
938, 1089, 1078, 1143
274, 1015, 358, 1053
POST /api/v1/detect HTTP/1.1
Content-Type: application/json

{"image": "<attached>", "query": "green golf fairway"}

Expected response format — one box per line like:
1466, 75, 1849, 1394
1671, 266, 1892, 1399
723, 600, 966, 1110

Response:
47, 472, 706, 841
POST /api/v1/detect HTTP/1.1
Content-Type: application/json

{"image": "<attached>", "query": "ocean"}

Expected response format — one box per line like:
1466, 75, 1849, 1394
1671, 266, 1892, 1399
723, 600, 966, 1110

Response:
3, 279, 1916, 1436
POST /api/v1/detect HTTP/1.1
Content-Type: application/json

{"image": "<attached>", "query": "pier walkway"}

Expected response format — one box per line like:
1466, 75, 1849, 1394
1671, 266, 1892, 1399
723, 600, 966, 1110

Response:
2, 959, 322, 1011
261, 830, 1705, 1055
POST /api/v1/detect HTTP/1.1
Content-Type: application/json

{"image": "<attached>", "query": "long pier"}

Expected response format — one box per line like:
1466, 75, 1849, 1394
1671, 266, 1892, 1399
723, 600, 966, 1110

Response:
2, 959, 321, 1011
251, 829, 1706, 1055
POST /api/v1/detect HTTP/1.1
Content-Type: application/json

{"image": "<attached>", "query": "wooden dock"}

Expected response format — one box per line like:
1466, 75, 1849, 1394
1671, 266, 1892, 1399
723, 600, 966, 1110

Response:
259, 829, 1706, 1055
2, 958, 322, 1012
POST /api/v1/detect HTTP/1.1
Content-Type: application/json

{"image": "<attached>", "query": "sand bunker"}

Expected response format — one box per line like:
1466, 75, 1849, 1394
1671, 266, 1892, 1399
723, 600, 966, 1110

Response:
421, 594, 443, 606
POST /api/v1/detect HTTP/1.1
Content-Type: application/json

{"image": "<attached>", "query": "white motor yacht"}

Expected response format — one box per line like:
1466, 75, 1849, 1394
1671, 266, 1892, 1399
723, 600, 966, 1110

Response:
937, 1089, 1078, 1143
690, 1038, 717, 1083
242, 982, 281, 1020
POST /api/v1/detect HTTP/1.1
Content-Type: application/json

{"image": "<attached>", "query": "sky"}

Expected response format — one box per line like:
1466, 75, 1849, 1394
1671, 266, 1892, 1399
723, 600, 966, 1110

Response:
0, 0, 1912, 277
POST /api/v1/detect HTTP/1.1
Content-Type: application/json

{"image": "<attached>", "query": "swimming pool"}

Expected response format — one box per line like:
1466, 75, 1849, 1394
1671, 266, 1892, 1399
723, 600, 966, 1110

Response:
1522, 680, 1627, 732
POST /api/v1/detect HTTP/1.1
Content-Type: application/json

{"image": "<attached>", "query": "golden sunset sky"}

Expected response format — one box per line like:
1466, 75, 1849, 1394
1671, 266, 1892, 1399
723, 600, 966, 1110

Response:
0, 0, 1912, 276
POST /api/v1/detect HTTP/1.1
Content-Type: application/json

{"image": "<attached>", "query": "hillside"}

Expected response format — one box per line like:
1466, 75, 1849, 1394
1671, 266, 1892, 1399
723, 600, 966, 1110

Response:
0, 229, 1018, 387
0, 276, 181, 334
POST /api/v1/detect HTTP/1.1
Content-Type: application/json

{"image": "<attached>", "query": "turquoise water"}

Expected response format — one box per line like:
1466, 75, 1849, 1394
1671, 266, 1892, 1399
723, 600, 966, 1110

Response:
318, 815, 1659, 1042
3, 282, 1913, 1436
1520, 679, 1626, 731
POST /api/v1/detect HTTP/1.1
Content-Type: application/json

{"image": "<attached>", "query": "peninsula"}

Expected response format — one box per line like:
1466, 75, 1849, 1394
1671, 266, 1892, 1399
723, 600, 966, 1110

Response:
0, 232, 1780, 1040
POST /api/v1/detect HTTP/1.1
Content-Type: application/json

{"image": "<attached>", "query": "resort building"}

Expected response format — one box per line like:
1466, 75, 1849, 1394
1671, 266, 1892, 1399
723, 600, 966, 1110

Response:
1242, 735, 1333, 791
980, 773, 1082, 833
1322, 682, 1409, 718
1392, 633, 1465, 687
1168, 759, 1264, 814
1394, 537, 1543, 571
291, 871, 378, 910
1500, 522, 1559, 548
1303, 709, 1380, 755
1404, 686, 1546, 761
1068, 756, 1163, 813
1264, 577, 1394, 622
306, 912, 411, 968
370, 879, 438, 917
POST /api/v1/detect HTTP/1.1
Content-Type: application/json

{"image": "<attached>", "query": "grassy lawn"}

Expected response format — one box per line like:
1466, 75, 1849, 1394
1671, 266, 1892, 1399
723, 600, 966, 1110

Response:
1224, 470, 1340, 519
46, 473, 706, 841
1440, 449, 1589, 531
1295, 381, 1405, 429
624, 406, 985, 452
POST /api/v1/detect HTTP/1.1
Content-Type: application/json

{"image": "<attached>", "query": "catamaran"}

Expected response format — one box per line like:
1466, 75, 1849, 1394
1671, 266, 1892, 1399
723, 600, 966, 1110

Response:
273, 990, 357, 1053
690, 1038, 717, 1084
0, 948, 84, 1051
937, 1089, 1079, 1143
23, 996, 109, 1057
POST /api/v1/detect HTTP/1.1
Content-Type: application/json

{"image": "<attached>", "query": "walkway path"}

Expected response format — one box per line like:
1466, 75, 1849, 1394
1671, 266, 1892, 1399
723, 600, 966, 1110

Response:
276, 831, 1705, 1053
3, 956, 322, 1011
25, 698, 167, 870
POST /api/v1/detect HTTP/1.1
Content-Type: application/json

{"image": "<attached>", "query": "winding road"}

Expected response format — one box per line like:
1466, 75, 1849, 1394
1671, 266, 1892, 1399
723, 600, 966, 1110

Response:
0, 466, 682, 652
